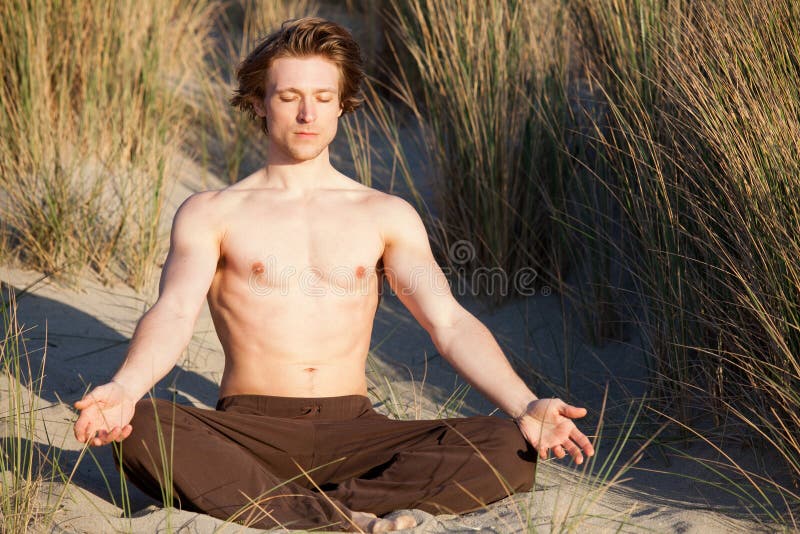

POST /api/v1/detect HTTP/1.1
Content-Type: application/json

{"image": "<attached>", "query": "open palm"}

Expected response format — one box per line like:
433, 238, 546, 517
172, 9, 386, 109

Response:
73, 382, 137, 446
516, 398, 595, 464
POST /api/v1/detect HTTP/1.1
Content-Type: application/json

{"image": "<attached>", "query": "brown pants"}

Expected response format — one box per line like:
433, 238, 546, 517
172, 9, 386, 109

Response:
114, 395, 536, 531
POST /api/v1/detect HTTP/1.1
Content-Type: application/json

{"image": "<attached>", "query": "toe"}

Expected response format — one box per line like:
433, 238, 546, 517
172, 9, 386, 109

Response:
394, 514, 417, 530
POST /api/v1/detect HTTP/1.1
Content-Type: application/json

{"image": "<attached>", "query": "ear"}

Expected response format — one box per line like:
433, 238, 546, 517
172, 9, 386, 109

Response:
337, 105, 343, 118
251, 96, 267, 118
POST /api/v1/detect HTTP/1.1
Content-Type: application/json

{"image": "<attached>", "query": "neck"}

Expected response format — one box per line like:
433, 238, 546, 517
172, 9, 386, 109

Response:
262, 145, 336, 192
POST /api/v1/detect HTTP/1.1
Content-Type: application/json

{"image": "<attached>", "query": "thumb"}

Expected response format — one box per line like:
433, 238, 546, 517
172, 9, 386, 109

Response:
74, 393, 99, 410
74, 384, 111, 409
561, 404, 587, 419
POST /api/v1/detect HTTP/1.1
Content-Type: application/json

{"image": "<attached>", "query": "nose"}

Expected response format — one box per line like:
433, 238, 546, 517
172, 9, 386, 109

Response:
298, 97, 316, 123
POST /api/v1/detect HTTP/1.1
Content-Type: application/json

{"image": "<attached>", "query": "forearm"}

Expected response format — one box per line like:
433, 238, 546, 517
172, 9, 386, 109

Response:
111, 303, 193, 401
432, 309, 537, 419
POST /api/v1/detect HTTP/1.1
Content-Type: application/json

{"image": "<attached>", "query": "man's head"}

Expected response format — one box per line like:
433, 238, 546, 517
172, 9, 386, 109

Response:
231, 17, 364, 136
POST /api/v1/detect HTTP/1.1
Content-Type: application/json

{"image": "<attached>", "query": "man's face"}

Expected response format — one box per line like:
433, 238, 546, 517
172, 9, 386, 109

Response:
254, 55, 343, 163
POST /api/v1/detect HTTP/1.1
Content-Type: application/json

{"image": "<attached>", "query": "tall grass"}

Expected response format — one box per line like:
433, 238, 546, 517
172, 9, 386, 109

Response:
0, 0, 216, 289
382, 0, 571, 303
569, 0, 800, 499
662, 0, 800, 486
1, 288, 50, 530
351, 2, 800, 513
568, 0, 697, 412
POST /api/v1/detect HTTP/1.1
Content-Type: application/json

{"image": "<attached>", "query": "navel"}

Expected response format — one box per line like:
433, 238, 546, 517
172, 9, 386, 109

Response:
304, 367, 317, 373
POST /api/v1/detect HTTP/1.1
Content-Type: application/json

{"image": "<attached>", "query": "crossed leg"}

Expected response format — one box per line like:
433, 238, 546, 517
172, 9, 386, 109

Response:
114, 399, 416, 532
324, 415, 537, 516
115, 399, 533, 531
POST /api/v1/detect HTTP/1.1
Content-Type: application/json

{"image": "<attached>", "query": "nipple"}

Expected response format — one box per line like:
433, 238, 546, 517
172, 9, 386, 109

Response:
248, 259, 277, 296
355, 265, 366, 278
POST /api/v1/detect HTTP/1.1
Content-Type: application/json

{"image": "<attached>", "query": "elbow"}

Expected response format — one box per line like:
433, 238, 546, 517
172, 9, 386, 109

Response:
141, 300, 197, 344
429, 306, 472, 355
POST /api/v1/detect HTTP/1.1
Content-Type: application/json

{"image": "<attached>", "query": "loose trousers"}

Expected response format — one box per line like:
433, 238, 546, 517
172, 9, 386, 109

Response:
114, 394, 537, 531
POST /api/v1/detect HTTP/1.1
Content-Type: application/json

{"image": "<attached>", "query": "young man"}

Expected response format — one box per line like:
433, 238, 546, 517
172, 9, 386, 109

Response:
73, 17, 594, 532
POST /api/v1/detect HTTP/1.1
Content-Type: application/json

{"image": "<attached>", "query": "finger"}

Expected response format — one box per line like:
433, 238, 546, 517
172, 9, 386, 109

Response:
110, 426, 128, 442
95, 429, 108, 445
91, 428, 107, 447
93, 418, 113, 441
83, 420, 94, 444
119, 424, 133, 441
77, 397, 110, 412
553, 444, 567, 459
561, 404, 588, 419
105, 427, 122, 443
538, 446, 549, 460
570, 429, 595, 457
563, 438, 584, 464
74, 397, 96, 410
77, 386, 106, 404
74, 415, 87, 441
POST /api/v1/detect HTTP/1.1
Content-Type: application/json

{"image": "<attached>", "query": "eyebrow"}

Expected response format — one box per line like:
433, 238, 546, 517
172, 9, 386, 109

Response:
275, 87, 338, 94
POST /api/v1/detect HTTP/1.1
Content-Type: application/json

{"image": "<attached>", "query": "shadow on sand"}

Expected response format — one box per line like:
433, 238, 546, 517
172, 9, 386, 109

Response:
2, 279, 788, 522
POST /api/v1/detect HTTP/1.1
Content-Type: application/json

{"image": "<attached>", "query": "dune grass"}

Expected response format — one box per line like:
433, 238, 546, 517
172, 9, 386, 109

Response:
1, 288, 46, 530
349, 0, 800, 523
0, 0, 216, 289
0, 287, 68, 531
659, 2, 800, 491
567, 0, 800, 507
377, 0, 571, 302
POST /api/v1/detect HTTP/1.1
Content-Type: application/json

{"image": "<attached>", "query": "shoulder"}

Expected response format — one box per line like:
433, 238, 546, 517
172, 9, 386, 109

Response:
368, 191, 420, 217
170, 190, 228, 244
173, 190, 223, 224
175, 183, 255, 218
336, 180, 420, 222
367, 193, 427, 246
177, 189, 221, 209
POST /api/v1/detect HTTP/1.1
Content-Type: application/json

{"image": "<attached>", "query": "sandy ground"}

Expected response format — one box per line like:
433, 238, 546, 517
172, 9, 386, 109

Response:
1, 155, 780, 533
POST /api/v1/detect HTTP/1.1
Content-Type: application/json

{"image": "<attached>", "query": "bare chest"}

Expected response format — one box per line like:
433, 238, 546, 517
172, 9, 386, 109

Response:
217, 197, 384, 294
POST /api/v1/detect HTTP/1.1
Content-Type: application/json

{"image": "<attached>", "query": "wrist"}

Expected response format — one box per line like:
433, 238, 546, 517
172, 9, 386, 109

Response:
511, 395, 539, 424
110, 377, 141, 401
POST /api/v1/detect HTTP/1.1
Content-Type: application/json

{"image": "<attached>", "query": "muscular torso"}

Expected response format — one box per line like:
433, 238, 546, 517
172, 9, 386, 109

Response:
205, 176, 385, 398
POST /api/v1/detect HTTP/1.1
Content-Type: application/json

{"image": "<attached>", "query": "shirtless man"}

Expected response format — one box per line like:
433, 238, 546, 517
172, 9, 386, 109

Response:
73, 17, 594, 532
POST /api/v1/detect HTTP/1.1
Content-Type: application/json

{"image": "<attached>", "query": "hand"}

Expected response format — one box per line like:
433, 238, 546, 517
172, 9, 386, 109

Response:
73, 381, 137, 446
515, 398, 595, 464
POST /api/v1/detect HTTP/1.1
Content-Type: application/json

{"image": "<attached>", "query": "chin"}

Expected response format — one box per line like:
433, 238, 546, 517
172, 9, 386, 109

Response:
287, 146, 325, 162
284, 139, 329, 161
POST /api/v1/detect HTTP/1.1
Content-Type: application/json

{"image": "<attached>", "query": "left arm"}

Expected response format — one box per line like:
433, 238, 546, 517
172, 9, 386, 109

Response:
380, 196, 594, 463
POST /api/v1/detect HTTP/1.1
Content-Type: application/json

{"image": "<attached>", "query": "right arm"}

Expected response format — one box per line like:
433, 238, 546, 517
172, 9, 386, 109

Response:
111, 191, 222, 400
73, 192, 221, 445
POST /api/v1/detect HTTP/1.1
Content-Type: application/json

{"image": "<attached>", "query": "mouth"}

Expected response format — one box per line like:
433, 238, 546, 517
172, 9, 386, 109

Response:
295, 132, 318, 137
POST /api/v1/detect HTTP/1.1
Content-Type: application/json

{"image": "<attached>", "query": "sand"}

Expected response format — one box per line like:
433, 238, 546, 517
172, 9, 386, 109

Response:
1, 158, 777, 533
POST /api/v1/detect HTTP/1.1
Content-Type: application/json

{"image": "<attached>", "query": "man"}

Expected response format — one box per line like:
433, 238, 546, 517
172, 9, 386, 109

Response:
73, 17, 594, 533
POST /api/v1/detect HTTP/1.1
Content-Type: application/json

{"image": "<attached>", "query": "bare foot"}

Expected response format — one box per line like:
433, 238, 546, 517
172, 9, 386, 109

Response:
350, 510, 417, 532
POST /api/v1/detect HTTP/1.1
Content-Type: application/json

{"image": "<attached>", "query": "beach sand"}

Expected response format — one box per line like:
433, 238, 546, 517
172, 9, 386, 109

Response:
1, 158, 775, 533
